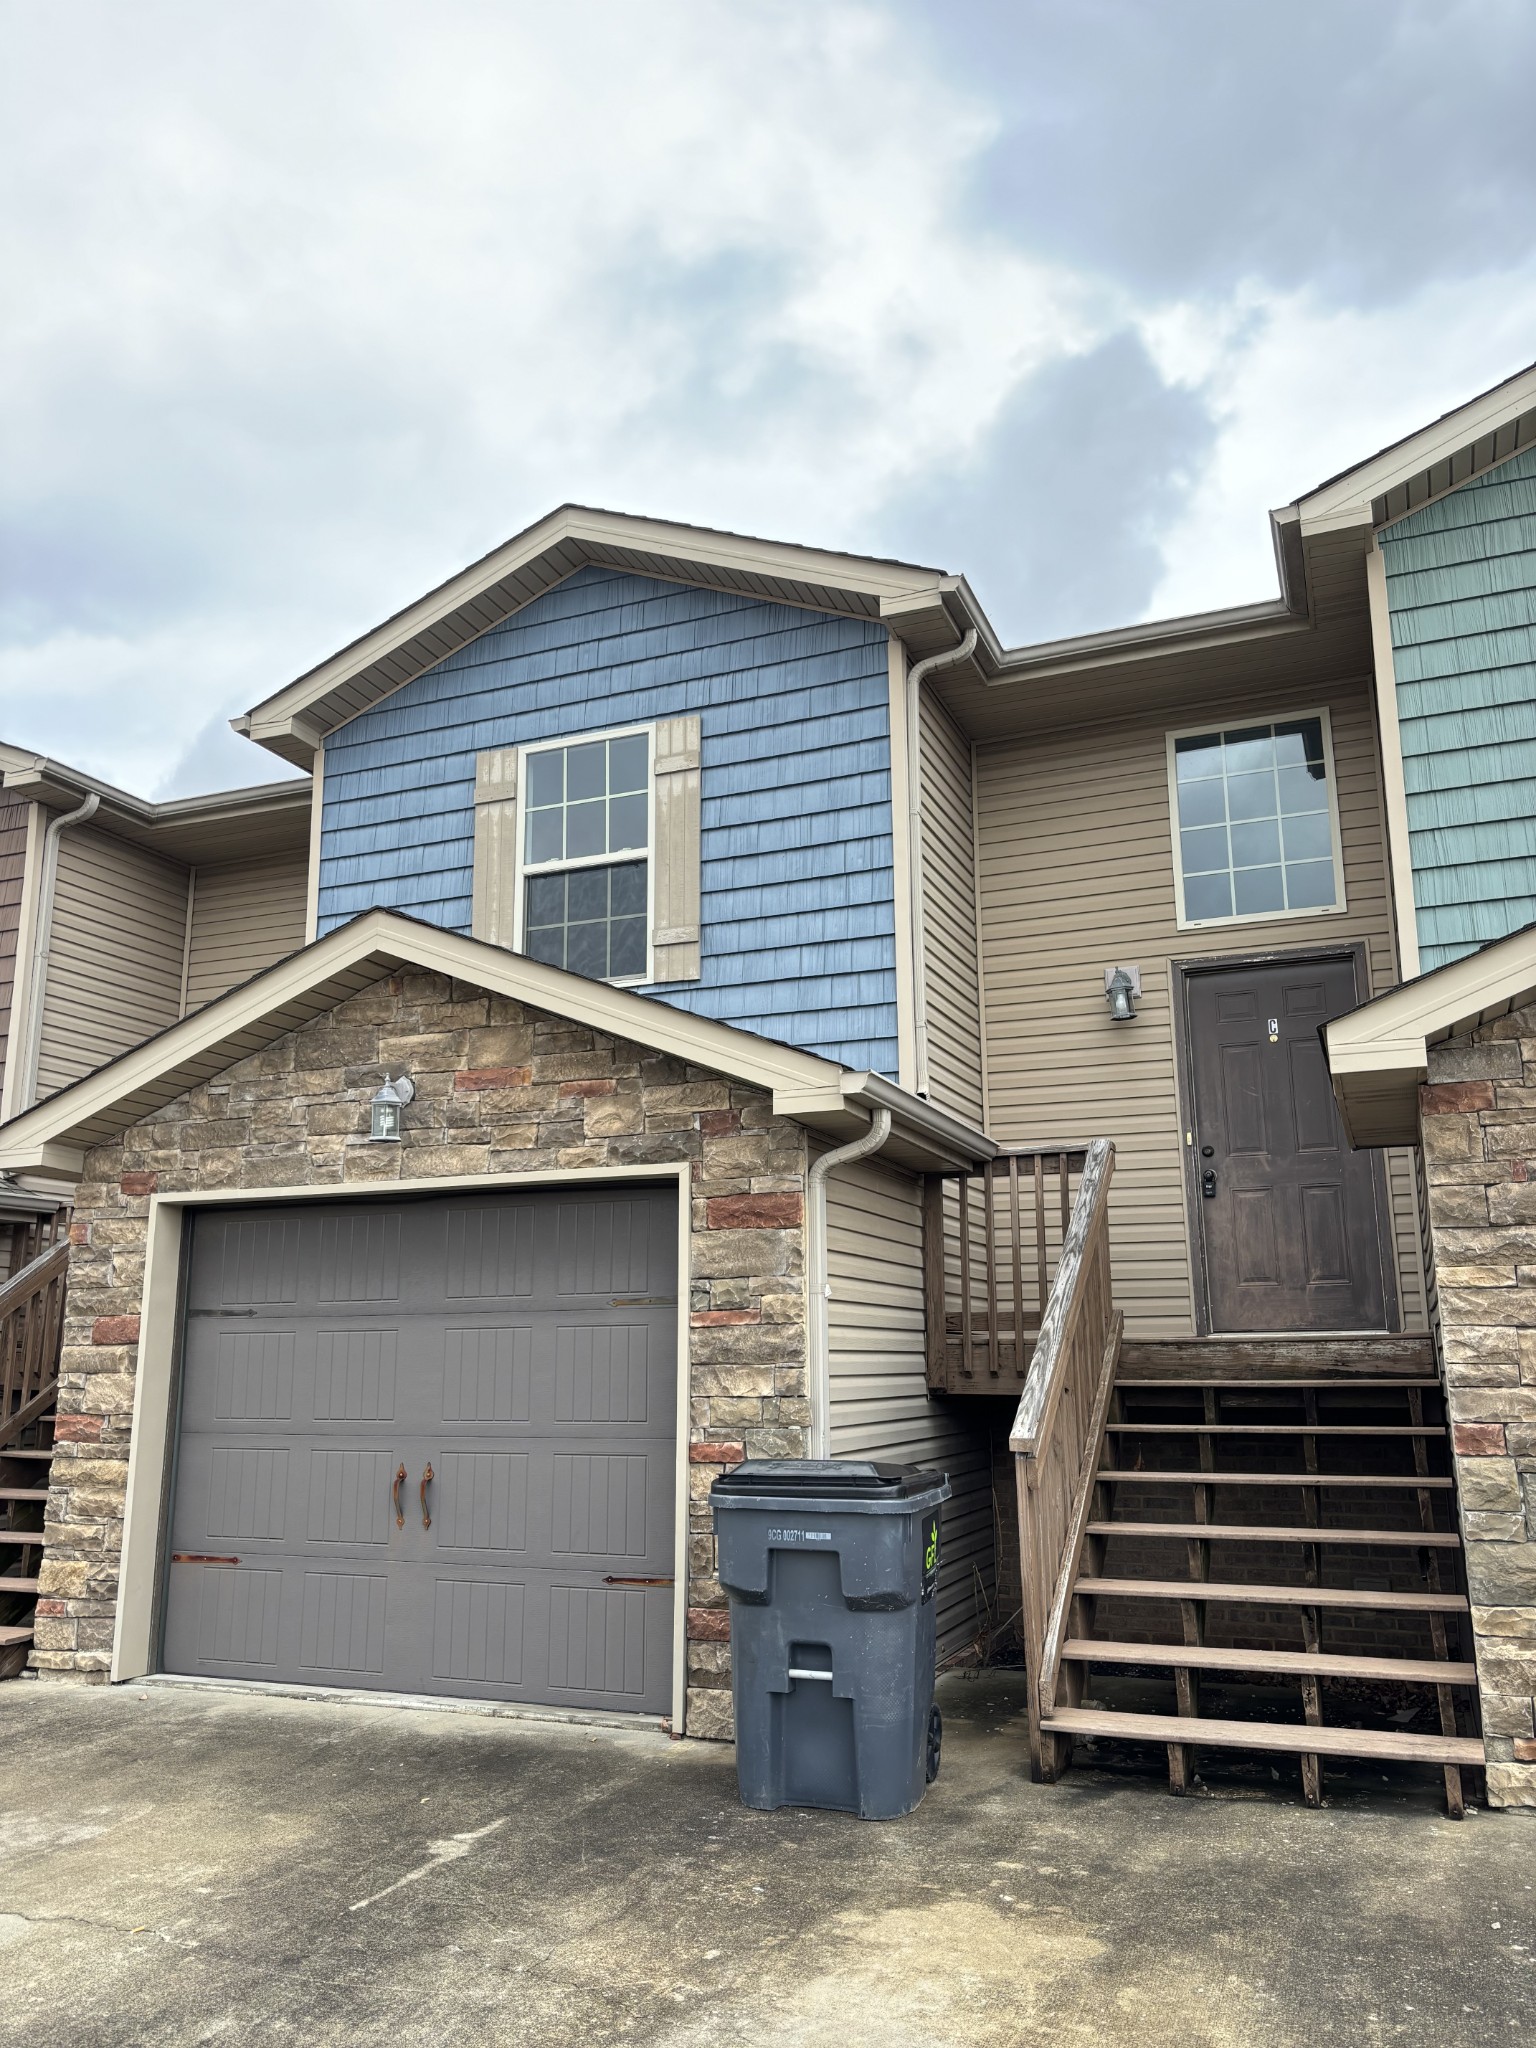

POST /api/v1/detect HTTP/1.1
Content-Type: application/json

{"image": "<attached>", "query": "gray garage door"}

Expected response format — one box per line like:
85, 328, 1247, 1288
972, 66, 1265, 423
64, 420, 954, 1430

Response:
162, 1186, 678, 1713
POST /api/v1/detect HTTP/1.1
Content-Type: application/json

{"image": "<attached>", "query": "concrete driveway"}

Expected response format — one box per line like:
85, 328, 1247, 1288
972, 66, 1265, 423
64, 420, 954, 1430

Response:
0, 1672, 1530, 2047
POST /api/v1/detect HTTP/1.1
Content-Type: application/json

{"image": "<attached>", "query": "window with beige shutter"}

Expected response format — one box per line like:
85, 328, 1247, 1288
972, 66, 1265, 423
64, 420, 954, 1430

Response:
471, 716, 701, 985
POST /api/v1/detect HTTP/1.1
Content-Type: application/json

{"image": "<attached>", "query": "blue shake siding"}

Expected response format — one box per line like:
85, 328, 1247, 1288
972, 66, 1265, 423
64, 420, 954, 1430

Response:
317, 566, 900, 1072
1380, 447, 1536, 971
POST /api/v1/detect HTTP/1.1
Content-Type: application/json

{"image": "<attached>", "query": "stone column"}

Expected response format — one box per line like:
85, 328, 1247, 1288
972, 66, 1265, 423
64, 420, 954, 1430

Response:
1422, 1009, 1536, 1807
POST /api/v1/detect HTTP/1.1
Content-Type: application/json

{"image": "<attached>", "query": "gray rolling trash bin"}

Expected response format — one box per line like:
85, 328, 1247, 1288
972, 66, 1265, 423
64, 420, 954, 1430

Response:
710, 1459, 951, 1820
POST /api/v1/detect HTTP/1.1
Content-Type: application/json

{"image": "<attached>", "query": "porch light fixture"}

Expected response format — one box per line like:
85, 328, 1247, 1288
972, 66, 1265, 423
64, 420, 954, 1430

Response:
1104, 966, 1141, 1023
369, 1072, 415, 1141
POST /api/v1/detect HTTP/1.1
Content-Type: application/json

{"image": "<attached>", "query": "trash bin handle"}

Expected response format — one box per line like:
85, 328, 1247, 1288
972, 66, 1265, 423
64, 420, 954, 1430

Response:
786, 1667, 834, 1681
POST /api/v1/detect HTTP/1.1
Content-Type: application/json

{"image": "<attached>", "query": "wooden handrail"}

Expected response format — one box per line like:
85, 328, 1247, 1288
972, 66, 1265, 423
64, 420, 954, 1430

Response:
1007, 1137, 1121, 1781
923, 1143, 1090, 1391
0, 1239, 70, 1453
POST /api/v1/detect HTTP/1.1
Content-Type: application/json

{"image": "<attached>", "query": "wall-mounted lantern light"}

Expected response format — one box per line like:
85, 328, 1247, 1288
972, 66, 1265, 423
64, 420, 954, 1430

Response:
1104, 965, 1141, 1023
369, 1072, 415, 1141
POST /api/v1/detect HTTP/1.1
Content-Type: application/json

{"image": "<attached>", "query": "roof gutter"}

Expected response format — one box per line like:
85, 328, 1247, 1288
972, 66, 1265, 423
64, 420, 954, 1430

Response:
14, 791, 100, 1111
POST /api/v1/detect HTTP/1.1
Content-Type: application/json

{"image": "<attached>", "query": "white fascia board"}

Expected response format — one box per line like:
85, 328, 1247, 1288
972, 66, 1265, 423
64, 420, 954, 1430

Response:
1295, 362, 1536, 534
1326, 930, 1536, 1068
240, 508, 950, 760
0, 906, 994, 1180
0, 910, 848, 1175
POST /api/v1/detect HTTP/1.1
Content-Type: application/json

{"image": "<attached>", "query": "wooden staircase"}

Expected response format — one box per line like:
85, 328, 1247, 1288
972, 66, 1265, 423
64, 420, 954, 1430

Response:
0, 1415, 53, 1678
1040, 1352, 1484, 1812
0, 1225, 70, 1679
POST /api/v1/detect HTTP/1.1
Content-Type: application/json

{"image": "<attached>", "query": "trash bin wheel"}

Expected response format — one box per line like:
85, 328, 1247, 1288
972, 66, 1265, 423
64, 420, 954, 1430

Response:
925, 1703, 942, 1783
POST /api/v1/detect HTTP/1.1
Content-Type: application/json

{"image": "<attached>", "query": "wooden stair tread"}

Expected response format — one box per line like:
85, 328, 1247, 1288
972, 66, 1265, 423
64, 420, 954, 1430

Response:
1041, 1706, 1483, 1766
1076, 1577, 1468, 1612
0, 1528, 45, 1541
0, 1624, 34, 1648
0, 1489, 49, 1502
0, 1576, 40, 1594
1106, 1423, 1440, 1436
1061, 1639, 1477, 1683
0, 1449, 54, 1460
1117, 1379, 1442, 1391
1098, 1470, 1452, 1488
1088, 1520, 1461, 1548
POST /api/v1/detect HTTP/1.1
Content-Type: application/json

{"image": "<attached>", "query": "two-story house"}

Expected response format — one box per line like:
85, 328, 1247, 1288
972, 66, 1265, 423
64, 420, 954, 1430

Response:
4, 362, 1534, 1811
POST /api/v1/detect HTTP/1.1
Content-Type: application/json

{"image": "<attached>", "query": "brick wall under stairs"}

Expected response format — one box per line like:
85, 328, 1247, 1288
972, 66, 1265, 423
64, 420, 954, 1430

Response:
1038, 1338, 1485, 1814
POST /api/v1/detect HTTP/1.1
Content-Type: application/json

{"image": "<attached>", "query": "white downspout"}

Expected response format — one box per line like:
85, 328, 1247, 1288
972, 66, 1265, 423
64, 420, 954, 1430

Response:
904, 629, 978, 1096
14, 791, 100, 1110
806, 1105, 893, 1458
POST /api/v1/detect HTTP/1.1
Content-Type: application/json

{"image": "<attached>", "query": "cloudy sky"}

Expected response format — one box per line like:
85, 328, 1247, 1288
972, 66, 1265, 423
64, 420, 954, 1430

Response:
3, 0, 1534, 798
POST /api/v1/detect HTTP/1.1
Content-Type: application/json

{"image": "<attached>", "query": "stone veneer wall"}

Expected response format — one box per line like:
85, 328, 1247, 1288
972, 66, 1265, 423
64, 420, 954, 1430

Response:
1421, 1003, 1536, 1808
34, 968, 810, 1739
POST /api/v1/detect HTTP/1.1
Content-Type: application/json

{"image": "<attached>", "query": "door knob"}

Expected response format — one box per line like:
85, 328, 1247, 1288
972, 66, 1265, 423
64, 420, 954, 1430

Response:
1201, 1169, 1218, 1199
420, 1463, 433, 1531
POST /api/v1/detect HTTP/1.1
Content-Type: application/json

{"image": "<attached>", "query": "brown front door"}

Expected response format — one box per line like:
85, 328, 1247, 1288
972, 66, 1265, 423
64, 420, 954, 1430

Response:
1185, 956, 1390, 1333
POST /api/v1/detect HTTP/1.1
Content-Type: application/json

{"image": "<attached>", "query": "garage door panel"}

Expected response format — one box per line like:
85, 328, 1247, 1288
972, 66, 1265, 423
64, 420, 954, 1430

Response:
298, 1569, 390, 1674
314, 1328, 399, 1421
441, 1325, 532, 1423
164, 1187, 677, 1713
433, 1450, 531, 1551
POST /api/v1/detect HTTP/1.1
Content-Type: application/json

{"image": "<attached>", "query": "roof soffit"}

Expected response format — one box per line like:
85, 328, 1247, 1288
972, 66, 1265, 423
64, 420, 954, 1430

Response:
1293, 360, 1536, 538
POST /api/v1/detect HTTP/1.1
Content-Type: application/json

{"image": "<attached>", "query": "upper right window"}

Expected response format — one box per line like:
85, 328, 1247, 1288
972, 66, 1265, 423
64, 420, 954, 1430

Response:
1168, 712, 1345, 929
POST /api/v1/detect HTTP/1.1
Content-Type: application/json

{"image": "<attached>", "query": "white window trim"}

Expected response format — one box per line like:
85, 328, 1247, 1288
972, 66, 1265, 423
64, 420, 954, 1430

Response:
511, 720, 657, 988
1165, 705, 1349, 934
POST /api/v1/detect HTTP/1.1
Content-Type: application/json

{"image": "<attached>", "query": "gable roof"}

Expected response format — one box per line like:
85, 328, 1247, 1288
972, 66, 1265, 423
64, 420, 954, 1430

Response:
0, 743, 310, 863
1292, 358, 1536, 539
235, 507, 975, 769
0, 908, 991, 1179
1324, 918, 1536, 1147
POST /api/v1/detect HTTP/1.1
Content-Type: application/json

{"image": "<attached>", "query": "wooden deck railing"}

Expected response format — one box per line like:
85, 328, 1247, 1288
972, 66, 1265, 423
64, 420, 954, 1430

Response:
1008, 1138, 1122, 1781
0, 1239, 70, 1453
923, 1146, 1088, 1391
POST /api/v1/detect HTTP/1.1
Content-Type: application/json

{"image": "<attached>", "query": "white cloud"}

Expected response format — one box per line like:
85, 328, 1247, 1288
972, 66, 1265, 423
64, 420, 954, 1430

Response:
0, 0, 1112, 795
3, 0, 1531, 799
1140, 272, 1536, 616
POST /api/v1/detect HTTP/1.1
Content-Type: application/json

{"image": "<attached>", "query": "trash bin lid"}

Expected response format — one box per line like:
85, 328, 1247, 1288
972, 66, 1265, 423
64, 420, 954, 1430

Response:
713, 1459, 946, 1500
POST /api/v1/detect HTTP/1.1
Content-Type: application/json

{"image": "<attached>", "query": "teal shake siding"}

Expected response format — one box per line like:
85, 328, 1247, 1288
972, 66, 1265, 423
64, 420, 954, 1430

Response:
1380, 446, 1536, 970
317, 566, 900, 1073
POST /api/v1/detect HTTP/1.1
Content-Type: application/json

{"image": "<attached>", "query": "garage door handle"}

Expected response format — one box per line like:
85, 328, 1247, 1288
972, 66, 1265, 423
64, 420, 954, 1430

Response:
420, 1463, 433, 1531
393, 1463, 407, 1530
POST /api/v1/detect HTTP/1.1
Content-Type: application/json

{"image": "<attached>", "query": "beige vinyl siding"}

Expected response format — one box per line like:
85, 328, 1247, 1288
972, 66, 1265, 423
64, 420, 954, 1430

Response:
36, 825, 188, 1098
0, 799, 30, 1111
184, 851, 310, 1012
825, 1155, 993, 1657
918, 691, 984, 1124
976, 675, 1428, 1338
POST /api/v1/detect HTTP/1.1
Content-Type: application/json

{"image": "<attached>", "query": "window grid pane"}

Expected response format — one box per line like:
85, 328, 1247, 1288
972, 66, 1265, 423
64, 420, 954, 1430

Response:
1174, 717, 1336, 921
523, 860, 648, 982
524, 733, 650, 865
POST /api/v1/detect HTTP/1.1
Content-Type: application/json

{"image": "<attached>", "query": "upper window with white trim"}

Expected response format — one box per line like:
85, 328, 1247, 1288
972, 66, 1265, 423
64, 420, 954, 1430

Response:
470, 714, 702, 987
1168, 712, 1345, 928
521, 730, 651, 982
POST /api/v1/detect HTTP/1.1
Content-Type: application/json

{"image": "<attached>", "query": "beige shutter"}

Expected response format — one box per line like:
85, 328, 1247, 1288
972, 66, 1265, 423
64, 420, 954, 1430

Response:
471, 747, 519, 948
651, 715, 702, 982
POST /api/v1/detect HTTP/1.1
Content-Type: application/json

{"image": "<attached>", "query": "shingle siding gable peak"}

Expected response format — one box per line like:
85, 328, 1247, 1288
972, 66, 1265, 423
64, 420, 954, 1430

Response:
316, 567, 903, 1077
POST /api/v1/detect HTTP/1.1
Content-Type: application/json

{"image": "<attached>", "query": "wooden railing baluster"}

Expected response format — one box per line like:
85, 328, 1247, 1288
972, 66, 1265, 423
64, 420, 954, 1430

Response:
0, 1235, 70, 1452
